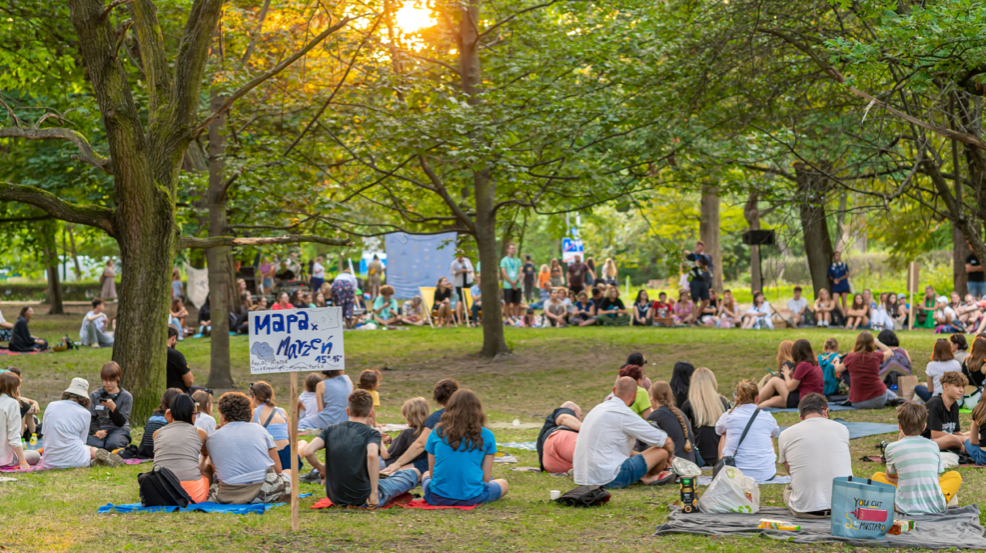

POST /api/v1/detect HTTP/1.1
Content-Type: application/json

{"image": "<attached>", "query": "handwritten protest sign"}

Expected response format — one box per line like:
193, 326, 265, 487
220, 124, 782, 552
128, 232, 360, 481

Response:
248, 307, 345, 375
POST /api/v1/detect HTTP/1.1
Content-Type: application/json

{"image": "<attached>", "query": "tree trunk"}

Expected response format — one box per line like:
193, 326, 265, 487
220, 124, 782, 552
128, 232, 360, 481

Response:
42, 221, 65, 314
699, 182, 722, 293
795, 163, 835, 297
744, 191, 762, 293
954, 226, 970, 296
68, 226, 83, 280
836, 191, 850, 251
206, 92, 235, 389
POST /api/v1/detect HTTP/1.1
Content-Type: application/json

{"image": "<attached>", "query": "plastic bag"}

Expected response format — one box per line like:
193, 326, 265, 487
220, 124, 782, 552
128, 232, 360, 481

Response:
671, 457, 701, 477
940, 451, 960, 469
698, 466, 760, 514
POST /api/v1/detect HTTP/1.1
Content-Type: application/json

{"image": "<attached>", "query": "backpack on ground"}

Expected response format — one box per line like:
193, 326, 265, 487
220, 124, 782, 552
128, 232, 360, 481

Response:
555, 485, 611, 507
138, 466, 193, 508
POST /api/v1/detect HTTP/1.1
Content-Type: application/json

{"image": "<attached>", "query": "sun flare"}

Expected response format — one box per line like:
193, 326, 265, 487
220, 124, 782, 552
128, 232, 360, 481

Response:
394, 2, 435, 34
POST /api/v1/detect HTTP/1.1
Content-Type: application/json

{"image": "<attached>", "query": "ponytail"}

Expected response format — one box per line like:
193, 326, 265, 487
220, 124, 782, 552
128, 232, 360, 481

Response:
668, 405, 692, 452
730, 379, 758, 412
649, 381, 692, 452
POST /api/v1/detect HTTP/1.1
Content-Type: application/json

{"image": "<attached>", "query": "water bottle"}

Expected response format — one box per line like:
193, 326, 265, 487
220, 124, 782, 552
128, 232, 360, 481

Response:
30, 433, 37, 447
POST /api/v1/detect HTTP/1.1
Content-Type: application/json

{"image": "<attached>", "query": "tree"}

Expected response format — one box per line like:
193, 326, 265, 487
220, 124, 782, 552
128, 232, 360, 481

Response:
0, 0, 351, 421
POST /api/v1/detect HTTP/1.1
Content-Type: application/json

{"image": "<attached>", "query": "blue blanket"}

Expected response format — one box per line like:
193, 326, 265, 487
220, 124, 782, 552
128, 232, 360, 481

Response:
500, 442, 537, 451
763, 404, 856, 413
779, 419, 898, 440
98, 494, 311, 514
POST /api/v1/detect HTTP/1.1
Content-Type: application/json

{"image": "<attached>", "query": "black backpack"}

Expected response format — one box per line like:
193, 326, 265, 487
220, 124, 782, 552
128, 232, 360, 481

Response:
138, 466, 194, 508
555, 485, 611, 507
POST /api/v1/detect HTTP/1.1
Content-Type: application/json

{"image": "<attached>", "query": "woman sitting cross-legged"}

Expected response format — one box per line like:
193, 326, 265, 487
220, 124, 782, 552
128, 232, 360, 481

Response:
153, 393, 211, 503
715, 379, 780, 482
206, 392, 291, 504
637, 382, 697, 464
757, 339, 825, 409
680, 367, 729, 467
136, 388, 185, 458
0, 371, 40, 469
423, 389, 508, 506
249, 381, 308, 473
39, 378, 125, 469
86, 362, 133, 452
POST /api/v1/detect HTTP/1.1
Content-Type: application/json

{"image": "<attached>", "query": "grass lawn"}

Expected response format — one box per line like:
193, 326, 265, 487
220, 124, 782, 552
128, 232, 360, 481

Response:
1, 307, 982, 552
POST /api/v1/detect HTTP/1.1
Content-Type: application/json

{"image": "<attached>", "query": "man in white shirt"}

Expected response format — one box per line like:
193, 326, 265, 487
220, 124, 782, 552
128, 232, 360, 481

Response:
310, 256, 326, 293
449, 252, 474, 304
79, 298, 114, 348
787, 286, 808, 327
778, 393, 852, 517
573, 377, 673, 488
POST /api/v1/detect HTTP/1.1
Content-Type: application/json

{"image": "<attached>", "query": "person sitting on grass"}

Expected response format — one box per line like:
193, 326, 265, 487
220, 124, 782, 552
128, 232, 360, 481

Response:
207, 392, 291, 504
933, 295, 958, 332
787, 286, 808, 327
357, 369, 382, 407
79, 298, 115, 348
10, 307, 47, 352
86, 362, 133, 452
650, 292, 674, 327
922, 371, 969, 453
570, 290, 597, 327
778, 393, 852, 518
626, 352, 653, 390
914, 339, 962, 402
757, 339, 824, 409
40, 378, 124, 469
877, 329, 912, 383
192, 389, 217, 435
672, 289, 693, 326
7, 368, 40, 442
835, 331, 898, 409
630, 290, 650, 326
817, 338, 843, 397
136, 388, 185, 458
166, 326, 195, 393
543, 287, 569, 327
741, 291, 773, 329
249, 381, 308, 474
271, 292, 292, 311
596, 285, 630, 326
153, 393, 211, 503
298, 369, 354, 431
639, 382, 696, 464
371, 285, 402, 327
536, 401, 582, 474
574, 376, 673, 488
715, 379, 780, 482
872, 402, 961, 514
423, 389, 508, 506
813, 288, 835, 328
0, 372, 40, 469
382, 379, 459, 476
963, 400, 986, 466
681, 367, 729, 467
604, 365, 652, 418
304, 390, 419, 508
383, 397, 430, 468
401, 295, 427, 327
844, 293, 869, 330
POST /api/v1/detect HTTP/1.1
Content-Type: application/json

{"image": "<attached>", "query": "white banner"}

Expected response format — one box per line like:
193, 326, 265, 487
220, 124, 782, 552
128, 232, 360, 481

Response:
249, 307, 345, 375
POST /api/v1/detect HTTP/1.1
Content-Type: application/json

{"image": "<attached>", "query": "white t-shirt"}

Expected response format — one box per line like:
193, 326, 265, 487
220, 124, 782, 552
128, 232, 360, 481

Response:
312, 262, 325, 279
778, 417, 852, 513
935, 306, 956, 322
715, 404, 780, 482
449, 258, 474, 288
573, 397, 667, 486
925, 359, 962, 396
335, 271, 358, 287
298, 391, 319, 424
0, 310, 5, 325
1, 394, 21, 466
195, 413, 217, 435
79, 310, 107, 341
39, 400, 92, 469
787, 297, 807, 315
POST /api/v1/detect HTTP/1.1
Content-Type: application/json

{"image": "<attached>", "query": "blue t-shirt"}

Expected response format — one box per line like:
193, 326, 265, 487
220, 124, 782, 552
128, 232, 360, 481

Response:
425, 426, 497, 501
827, 262, 848, 280
425, 408, 445, 429
574, 300, 594, 314
499, 256, 521, 289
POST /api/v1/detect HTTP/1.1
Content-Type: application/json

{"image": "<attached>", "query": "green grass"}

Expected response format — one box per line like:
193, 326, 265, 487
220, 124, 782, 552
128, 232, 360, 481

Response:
0, 309, 981, 552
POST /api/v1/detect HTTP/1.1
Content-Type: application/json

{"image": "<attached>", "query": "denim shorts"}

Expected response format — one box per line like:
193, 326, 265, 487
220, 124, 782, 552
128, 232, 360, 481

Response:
422, 475, 502, 506
370, 469, 419, 507
965, 440, 986, 466
603, 454, 649, 489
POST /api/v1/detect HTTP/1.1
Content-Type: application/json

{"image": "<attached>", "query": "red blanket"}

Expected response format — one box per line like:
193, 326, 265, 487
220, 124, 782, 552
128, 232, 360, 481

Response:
310, 494, 478, 511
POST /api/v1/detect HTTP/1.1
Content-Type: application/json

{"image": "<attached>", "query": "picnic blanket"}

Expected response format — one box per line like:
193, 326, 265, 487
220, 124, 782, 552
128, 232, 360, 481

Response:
862, 455, 982, 468
654, 505, 986, 550
778, 419, 898, 441
500, 442, 537, 451
0, 350, 46, 356
763, 404, 855, 413
697, 475, 791, 486
312, 494, 478, 511
98, 494, 312, 514
0, 458, 150, 473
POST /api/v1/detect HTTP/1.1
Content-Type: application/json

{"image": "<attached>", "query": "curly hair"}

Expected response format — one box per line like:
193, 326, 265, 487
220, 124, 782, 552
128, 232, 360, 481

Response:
433, 378, 459, 406
436, 389, 486, 451
218, 392, 254, 423
618, 364, 643, 381
60, 391, 91, 409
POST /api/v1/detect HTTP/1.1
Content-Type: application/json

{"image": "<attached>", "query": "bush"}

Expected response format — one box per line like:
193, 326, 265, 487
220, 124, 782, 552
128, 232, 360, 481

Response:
0, 281, 111, 302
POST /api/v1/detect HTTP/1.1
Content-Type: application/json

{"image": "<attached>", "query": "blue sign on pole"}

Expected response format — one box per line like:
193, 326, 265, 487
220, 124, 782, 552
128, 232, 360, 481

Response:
561, 238, 584, 263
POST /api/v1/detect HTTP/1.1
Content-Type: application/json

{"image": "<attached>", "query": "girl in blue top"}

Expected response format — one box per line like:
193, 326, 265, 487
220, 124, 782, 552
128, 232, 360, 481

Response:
827, 251, 850, 317
423, 389, 509, 506
249, 381, 308, 472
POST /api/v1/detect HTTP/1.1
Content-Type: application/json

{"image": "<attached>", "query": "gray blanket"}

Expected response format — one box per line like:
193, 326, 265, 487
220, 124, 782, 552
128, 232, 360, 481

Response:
654, 505, 986, 550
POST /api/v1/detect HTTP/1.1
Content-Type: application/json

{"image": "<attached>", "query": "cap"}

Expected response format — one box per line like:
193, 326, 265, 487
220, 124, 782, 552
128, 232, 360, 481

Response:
65, 377, 89, 397
936, 296, 949, 304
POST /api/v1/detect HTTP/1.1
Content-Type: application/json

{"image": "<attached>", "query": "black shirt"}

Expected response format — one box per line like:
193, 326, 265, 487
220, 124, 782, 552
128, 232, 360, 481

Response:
434, 287, 452, 304
637, 406, 697, 463
385, 427, 424, 467
166, 347, 191, 393
597, 298, 625, 313
9, 317, 37, 352
967, 254, 985, 282
681, 396, 731, 466
320, 421, 382, 506
922, 396, 960, 439
536, 407, 577, 471
962, 358, 986, 388
522, 262, 536, 284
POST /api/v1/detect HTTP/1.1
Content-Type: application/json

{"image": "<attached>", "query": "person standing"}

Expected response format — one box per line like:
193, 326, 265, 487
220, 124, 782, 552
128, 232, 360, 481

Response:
967, 242, 985, 299
522, 255, 537, 304
310, 256, 326, 295
567, 255, 588, 296
367, 255, 384, 299
500, 244, 522, 319
827, 251, 850, 317
449, 251, 474, 304
683, 241, 712, 325
100, 260, 117, 301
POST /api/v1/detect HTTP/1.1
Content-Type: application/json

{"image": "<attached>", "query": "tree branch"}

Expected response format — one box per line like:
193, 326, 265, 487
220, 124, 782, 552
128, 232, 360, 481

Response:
478, 1, 560, 39
179, 233, 352, 249
127, 0, 174, 115
0, 182, 115, 234
170, 0, 224, 133
0, 126, 112, 173
100, 0, 134, 21
194, 17, 353, 138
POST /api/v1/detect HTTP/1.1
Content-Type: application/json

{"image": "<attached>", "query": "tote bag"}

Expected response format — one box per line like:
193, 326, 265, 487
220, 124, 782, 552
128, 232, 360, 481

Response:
830, 476, 895, 540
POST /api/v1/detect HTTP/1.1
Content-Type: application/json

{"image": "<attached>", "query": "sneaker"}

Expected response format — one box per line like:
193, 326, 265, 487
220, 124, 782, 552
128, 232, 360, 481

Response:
299, 468, 322, 484
92, 448, 125, 468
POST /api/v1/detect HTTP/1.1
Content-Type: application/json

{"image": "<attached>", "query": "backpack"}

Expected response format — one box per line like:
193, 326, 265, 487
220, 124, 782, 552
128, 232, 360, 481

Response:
555, 485, 611, 507
138, 466, 194, 508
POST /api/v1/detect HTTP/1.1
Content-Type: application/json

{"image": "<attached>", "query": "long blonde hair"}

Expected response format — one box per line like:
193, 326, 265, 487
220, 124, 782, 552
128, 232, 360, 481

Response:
729, 379, 759, 413
401, 397, 429, 438
604, 258, 617, 278
687, 367, 725, 427
776, 340, 794, 371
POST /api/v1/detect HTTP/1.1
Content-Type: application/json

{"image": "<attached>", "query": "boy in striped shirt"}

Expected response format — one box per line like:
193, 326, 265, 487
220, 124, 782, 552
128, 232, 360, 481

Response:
872, 402, 961, 514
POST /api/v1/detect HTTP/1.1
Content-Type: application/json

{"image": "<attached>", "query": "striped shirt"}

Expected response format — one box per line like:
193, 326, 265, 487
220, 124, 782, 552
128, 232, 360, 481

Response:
885, 436, 946, 515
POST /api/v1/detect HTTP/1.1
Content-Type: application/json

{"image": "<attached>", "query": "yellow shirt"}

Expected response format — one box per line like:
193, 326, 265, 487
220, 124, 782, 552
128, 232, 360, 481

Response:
369, 389, 380, 407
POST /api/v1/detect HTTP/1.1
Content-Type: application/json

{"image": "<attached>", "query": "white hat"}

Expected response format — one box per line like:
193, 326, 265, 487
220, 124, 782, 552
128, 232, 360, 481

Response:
936, 296, 949, 304
64, 377, 89, 397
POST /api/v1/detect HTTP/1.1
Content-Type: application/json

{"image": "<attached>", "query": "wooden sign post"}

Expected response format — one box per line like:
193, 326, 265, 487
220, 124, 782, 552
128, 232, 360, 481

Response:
249, 307, 346, 532
907, 262, 920, 331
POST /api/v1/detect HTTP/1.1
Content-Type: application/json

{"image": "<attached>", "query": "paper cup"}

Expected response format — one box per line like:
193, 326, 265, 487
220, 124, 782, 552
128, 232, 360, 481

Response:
550, 490, 561, 500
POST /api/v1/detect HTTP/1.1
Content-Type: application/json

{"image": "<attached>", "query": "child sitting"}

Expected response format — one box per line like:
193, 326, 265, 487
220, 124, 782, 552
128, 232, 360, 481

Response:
817, 338, 842, 397
872, 402, 961, 514
297, 373, 322, 426
192, 389, 217, 435
358, 369, 382, 407
651, 292, 673, 327
964, 400, 986, 466
383, 397, 429, 467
